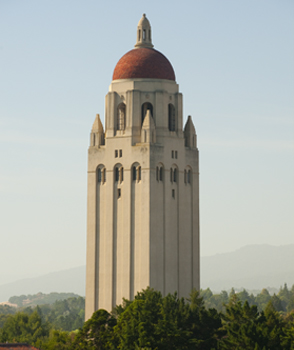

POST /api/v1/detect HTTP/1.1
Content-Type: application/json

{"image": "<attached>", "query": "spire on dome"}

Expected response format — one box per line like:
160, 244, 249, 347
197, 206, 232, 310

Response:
135, 14, 154, 48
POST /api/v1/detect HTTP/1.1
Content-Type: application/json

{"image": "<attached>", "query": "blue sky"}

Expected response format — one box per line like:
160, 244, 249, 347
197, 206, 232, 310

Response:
0, 0, 293, 284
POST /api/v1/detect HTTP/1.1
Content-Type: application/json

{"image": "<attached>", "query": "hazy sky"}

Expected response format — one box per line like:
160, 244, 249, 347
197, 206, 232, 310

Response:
1, 0, 293, 285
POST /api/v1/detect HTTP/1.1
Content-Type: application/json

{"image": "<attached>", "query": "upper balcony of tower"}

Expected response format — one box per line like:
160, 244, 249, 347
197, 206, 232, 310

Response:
112, 14, 176, 82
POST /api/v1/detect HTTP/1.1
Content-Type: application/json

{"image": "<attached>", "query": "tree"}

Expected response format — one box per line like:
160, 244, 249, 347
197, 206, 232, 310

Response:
72, 309, 117, 350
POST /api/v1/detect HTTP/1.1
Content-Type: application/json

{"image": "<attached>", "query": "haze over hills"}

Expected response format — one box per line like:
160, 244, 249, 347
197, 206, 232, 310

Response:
0, 244, 293, 302
201, 244, 294, 292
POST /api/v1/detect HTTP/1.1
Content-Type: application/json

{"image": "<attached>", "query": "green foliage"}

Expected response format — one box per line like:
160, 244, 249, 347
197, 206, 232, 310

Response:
1, 286, 294, 349
0, 309, 50, 346
113, 287, 221, 350
72, 309, 117, 350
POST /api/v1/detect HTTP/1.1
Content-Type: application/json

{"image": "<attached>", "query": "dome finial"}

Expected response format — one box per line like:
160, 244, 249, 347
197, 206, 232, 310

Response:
135, 14, 154, 48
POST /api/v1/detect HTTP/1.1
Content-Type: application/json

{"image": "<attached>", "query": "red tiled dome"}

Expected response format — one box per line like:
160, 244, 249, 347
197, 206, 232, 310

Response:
113, 48, 175, 81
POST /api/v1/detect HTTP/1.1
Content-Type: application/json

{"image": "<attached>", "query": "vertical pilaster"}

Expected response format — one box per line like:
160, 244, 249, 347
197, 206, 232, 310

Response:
85, 170, 97, 320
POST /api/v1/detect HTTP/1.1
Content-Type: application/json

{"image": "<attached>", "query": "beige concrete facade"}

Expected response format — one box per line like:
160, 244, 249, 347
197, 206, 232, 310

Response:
85, 15, 199, 320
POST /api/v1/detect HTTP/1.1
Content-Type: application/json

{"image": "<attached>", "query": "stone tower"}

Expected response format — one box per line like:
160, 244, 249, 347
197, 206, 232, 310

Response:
85, 14, 199, 320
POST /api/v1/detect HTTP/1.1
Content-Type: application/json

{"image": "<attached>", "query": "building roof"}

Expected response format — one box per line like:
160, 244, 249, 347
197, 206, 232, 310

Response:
112, 47, 176, 82
0, 344, 40, 350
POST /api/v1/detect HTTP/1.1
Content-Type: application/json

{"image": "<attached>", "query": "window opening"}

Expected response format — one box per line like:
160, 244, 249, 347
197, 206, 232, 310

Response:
138, 29, 141, 41
170, 168, 173, 182
172, 189, 175, 198
143, 29, 146, 40
97, 168, 102, 183
115, 150, 118, 158
115, 167, 119, 182
141, 103, 153, 125
119, 167, 124, 183
117, 103, 126, 131
173, 169, 177, 183
117, 188, 121, 199
187, 170, 191, 184
175, 151, 178, 159
138, 166, 141, 181
133, 166, 137, 181
159, 167, 163, 181
119, 149, 122, 157
184, 169, 187, 184
156, 167, 159, 181
168, 104, 176, 131
171, 151, 174, 158
102, 168, 106, 183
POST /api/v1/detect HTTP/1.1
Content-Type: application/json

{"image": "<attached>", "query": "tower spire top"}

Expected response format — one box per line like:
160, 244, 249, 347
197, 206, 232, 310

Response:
135, 14, 154, 48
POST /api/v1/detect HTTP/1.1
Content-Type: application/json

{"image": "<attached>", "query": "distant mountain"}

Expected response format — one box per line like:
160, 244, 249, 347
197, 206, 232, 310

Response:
0, 266, 85, 303
201, 244, 294, 292
1, 245, 293, 302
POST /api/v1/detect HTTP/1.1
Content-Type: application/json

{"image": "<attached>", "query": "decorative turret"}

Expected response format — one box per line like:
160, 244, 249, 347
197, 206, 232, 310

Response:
90, 114, 105, 146
135, 14, 154, 49
184, 115, 197, 148
141, 109, 156, 143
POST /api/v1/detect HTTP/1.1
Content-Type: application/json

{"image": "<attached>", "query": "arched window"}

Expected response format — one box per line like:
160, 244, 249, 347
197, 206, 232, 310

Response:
159, 167, 163, 181
133, 166, 137, 181
173, 169, 177, 182
119, 167, 124, 183
115, 167, 119, 182
187, 170, 191, 184
132, 163, 141, 183
117, 103, 126, 131
141, 102, 153, 125
168, 104, 176, 131
97, 168, 102, 183
97, 165, 106, 184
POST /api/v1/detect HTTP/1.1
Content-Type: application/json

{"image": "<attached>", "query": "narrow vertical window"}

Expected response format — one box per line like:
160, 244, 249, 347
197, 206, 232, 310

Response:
120, 167, 124, 183
156, 166, 159, 181
170, 168, 173, 182
172, 189, 175, 198
168, 104, 176, 131
184, 169, 187, 184
175, 151, 178, 159
115, 167, 119, 182
92, 134, 96, 146
117, 103, 126, 131
171, 150, 174, 158
117, 188, 121, 199
187, 170, 191, 184
173, 169, 177, 182
159, 167, 163, 181
119, 149, 122, 157
115, 150, 118, 158
97, 168, 102, 183
103, 168, 106, 183
143, 29, 146, 40
133, 166, 137, 181
138, 29, 141, 41
138, 166, 141, 181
